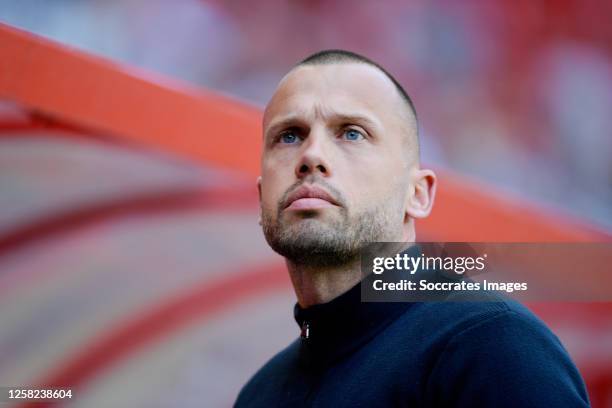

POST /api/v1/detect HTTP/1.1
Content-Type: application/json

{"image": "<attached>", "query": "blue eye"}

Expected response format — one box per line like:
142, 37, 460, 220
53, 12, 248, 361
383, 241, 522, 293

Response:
343, 128, 364, 141
280, 131, 299, 144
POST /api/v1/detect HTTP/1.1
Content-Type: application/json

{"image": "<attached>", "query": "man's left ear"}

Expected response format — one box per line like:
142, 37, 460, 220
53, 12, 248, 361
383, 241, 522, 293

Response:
405, 168, 437, 219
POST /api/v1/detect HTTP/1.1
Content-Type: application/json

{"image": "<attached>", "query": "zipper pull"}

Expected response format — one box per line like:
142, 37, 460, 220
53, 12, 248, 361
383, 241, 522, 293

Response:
301, 321, 310, 339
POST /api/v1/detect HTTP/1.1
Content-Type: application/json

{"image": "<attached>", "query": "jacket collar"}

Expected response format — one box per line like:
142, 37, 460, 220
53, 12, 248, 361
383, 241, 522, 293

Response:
293, 245, 421, 368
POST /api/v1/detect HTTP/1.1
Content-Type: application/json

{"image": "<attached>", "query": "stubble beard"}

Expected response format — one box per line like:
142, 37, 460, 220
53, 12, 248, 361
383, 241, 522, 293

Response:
261, 202, 400, 268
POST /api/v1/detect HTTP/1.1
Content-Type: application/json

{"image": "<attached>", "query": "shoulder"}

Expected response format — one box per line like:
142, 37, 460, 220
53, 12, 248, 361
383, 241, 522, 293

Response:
427, 298, 565, 364
234, 339, 300, 407
392, 292, 538, 350
414, 298, 590, 407
408, 294, 571, 372
399, 288, 556, 343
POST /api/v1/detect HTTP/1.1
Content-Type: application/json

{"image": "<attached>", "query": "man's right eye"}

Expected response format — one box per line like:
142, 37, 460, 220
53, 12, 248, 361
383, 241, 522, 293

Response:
279, 131, 299, 144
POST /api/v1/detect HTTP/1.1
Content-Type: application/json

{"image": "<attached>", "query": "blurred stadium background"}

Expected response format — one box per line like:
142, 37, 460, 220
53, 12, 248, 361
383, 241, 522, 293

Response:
0, 1, 611, 407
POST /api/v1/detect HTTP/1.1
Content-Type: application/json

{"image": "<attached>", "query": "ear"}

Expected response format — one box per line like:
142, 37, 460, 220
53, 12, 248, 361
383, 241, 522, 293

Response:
256, 176, 262, 201
405, 168, 437, 219
256, 176, 263, 226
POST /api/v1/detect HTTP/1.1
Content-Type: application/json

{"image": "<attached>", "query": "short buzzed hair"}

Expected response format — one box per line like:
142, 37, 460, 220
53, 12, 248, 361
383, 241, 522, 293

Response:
297, 49, 419, 157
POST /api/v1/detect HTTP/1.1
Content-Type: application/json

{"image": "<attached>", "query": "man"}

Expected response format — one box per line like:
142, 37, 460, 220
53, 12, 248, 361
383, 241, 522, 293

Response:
235, 50, 589, 407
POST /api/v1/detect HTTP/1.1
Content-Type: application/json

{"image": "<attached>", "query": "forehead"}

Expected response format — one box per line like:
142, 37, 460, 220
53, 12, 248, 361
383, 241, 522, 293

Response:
263, 63, 408, 130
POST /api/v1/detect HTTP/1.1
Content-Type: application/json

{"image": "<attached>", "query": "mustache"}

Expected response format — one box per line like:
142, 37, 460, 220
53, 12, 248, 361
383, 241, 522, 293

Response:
279, 178, 346, 210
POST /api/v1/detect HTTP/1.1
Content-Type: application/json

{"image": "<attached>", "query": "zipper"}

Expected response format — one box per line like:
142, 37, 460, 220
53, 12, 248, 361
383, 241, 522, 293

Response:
301, 321, 310, 339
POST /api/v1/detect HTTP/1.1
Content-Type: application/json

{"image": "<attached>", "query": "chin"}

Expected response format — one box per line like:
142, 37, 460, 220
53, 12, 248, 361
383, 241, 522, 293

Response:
285, 217, 332, 235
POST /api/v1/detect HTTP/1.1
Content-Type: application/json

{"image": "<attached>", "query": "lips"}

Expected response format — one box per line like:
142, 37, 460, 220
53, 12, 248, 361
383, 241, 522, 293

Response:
283, 185, 340, 211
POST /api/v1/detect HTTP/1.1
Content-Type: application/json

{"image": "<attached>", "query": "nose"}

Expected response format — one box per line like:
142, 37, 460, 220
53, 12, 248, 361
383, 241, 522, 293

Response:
295, 127, 332, 179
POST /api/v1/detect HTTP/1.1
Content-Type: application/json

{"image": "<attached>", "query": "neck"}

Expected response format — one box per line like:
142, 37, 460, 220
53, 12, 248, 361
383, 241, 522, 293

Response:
287, 224, 417, 308
286, 257, 363, 308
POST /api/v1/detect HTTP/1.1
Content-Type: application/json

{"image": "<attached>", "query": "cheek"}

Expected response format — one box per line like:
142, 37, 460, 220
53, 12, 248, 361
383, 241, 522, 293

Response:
339, 152, 404, 206
260, 180, 279, 210
260, 164, 290, 211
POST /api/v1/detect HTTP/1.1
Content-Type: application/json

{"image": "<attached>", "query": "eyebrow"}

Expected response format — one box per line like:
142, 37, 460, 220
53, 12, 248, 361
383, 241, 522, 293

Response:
264, 112, 382, 140
264, 115, 306, 140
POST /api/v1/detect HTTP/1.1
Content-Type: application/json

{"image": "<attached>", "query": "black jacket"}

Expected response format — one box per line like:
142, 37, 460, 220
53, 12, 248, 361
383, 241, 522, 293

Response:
236, 272, 589, 407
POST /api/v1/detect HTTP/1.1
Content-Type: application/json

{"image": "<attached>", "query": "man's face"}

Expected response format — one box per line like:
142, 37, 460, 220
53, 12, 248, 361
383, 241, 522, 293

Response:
259, 63, 417, 266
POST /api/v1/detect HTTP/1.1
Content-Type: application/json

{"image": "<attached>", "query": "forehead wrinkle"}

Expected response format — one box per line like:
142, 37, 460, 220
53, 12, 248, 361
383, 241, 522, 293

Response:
263, 64, 414, 150
266, 96, 384, 134
266, 65, 382, 119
